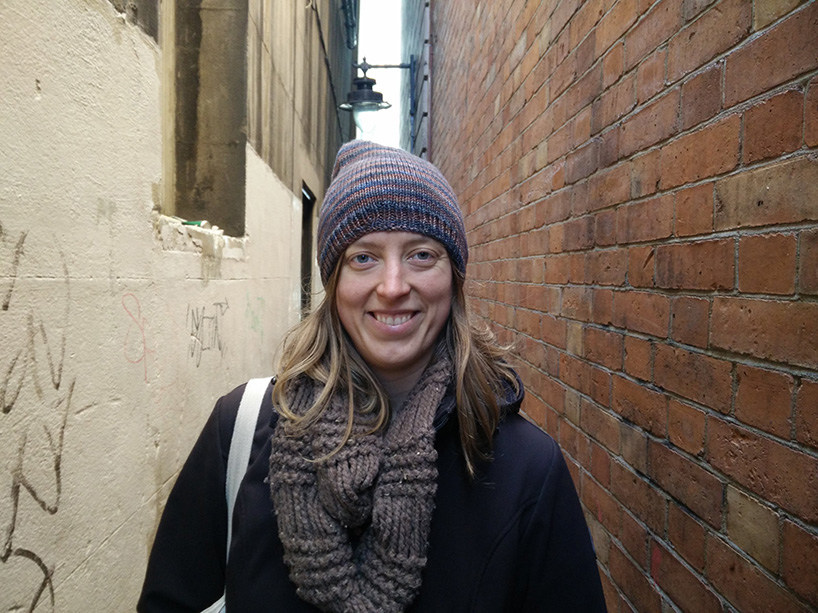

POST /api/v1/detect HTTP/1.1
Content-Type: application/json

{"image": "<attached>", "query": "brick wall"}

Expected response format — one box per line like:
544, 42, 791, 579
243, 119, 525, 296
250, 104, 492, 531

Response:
430, 0, 818, 610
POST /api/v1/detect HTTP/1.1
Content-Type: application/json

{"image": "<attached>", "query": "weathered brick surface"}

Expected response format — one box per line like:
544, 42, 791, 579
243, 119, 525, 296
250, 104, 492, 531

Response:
431, 0, 818, 608
650, 540, 721, 613
725, 485, 780, 572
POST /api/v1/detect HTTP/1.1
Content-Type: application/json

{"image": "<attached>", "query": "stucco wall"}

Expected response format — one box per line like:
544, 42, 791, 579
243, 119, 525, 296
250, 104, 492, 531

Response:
0, 0, 309, 610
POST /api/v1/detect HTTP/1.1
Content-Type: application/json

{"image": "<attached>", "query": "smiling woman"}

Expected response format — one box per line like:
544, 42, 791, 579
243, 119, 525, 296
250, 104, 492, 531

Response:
138, 140, 608, 613
337, 231, 453, 405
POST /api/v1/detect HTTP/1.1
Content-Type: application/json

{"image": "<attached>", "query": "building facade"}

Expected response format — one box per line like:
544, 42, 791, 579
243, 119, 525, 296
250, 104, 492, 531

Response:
0, 0, 353, 609
427, 0, 818, 610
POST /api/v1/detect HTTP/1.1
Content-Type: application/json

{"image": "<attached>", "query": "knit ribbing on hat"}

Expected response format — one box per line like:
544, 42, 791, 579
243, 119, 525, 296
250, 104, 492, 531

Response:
317, 140, 468, 284
268, 353, 452, 612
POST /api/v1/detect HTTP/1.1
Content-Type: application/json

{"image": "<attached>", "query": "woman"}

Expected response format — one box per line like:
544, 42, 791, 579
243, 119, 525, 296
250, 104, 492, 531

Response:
138, 140, 607, 612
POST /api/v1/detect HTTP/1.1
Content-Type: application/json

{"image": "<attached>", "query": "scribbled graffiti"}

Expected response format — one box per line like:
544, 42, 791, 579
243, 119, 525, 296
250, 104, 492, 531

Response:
122, 292, 153, 382
245, 291, 265, 344
187, 299, 228, 367
0, 224, 71, 613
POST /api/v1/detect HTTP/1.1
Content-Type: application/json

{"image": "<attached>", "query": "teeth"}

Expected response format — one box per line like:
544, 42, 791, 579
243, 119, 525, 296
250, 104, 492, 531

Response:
376, 314, 411, 326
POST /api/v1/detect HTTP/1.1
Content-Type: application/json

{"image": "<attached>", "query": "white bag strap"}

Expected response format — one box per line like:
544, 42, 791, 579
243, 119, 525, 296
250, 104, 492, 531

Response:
203, 377, 270, 613
202, 377, 270, 613
225, 377, 270, 562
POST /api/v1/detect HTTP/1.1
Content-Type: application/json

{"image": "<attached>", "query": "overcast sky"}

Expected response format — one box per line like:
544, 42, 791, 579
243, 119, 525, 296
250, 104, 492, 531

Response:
356, 0, 402, 147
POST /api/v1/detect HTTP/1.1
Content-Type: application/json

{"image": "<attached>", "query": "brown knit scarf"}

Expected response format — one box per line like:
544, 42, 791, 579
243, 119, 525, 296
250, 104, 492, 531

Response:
268, 354, 452, 612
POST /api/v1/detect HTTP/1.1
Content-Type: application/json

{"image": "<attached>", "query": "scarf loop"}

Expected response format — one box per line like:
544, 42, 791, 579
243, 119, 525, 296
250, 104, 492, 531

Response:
268, 355, 452, 612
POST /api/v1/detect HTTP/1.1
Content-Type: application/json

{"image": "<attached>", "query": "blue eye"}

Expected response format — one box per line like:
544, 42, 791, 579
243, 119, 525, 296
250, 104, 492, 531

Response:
352, 253, 372, 264
414, 250, 433, 261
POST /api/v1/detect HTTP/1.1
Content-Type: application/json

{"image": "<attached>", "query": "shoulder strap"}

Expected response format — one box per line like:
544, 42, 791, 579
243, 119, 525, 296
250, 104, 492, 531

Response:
224, 377, 270, 562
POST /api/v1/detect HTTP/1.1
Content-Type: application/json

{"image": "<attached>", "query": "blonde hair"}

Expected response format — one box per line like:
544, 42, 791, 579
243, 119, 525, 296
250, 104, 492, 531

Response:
272, 266, 518, 478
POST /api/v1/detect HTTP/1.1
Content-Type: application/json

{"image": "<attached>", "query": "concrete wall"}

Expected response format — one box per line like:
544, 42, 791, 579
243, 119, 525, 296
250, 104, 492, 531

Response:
429, 0, 818, 611
0, 0, 348, 609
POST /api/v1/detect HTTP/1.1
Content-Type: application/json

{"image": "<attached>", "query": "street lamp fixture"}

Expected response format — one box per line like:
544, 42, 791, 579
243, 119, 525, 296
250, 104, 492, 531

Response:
339, 57, 416, 138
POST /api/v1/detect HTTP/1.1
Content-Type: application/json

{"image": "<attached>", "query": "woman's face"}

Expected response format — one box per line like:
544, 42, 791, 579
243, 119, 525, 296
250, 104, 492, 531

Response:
336, 231, 453, 385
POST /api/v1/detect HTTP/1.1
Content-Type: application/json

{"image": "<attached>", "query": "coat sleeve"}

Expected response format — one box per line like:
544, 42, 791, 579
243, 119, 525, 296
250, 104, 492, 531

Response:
517, 442, 608, 612
137, 392, 238, 613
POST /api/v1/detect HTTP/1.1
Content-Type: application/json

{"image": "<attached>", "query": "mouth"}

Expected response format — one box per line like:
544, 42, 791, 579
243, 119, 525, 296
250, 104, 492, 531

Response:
372, 312, 415, 326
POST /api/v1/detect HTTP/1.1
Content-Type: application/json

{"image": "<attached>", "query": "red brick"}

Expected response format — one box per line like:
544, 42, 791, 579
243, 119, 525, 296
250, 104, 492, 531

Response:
724, 0, 818, 106
617, 195, 674, 244
655, 345, 733, 411
562, 216, 596, 251
537, 190, 572, 226
612, 374, 667, 436
624, 335, 652, 381
738, 232, 797, 295
649, 441, 724, 527
587, 163, 631, 212
715, 156, 818, 230
725, 485, 780, 572
650, 541, 721, 613
562, 286, 594, 322
782, 519, 818, 605
586, 249, 627, 287
560, 418, 590, 465
565, 140, 600, 185
613, 290, 670, 338
581, 400, 622, 454
735, 364, 795, 437
637, 49, 666, 104
589, 438, 613, 486
621, 421, 649, 474
744, 89, 805, 164
595, 0, 639, 57
582, 471, 622, 532
595, 209, 617, 246
611, 461, 666, 533
711, 297, 818, 369
707, 416, 818, 523
571, 106, 592, 151
754, 0, 802, 29
626, 245, 653, 289
609, 543, 662, 613
807, 77, 818, 147
799, 228, 818, 295
620, 89, 680, 158
592, 288, 614, 326
796, 379, 818, 449
620, 510, 649, 567
624, 0, 681, 71
602, 42, 625, 90
584, 326, 624, 370
675, 182, 714, 237
655, 239, 734, 290
544, 254, 569, 283
592, 73, 636, 135
670, 296, 709, 348
668, 502, 706, 571
660, 114, 740, 189
667, 0, 751, 82
681, 63, 722, 131
668, 398, 706, 456
706, 535, 806, 613
598, 126, 620, 169
631, 148, 661, 198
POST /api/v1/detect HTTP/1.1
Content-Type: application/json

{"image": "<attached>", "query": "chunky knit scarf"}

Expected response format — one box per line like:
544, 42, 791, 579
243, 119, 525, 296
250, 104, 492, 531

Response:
268, 355, 452, 612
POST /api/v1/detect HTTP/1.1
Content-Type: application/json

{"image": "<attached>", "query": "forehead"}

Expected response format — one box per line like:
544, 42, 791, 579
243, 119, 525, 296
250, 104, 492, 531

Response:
346, 231, 445, 251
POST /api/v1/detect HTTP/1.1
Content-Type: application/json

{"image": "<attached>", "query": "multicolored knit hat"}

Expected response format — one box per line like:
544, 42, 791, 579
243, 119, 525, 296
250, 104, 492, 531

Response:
317, 140, 468, 284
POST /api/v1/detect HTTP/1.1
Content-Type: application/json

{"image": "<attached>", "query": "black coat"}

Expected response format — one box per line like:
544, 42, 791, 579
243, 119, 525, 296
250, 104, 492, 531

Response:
138, 379, 607, 612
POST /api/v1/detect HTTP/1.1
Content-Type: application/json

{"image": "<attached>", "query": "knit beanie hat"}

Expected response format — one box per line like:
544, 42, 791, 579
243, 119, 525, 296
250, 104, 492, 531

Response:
317, 140, 468, 284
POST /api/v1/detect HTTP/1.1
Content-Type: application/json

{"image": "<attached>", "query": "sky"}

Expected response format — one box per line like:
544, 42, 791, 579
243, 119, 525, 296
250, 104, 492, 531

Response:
355, 0, 403, 147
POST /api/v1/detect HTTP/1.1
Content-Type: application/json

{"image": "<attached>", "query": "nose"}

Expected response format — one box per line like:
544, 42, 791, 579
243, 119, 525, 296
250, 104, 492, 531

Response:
377, 258, 410, 299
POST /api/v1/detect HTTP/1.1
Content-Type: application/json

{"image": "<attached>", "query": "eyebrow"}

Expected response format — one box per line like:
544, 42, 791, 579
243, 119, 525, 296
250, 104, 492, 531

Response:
350, 235, 441, 250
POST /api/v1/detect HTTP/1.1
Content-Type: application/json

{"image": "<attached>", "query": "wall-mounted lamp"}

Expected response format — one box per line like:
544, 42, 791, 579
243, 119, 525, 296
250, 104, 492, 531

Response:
339, 57, 416, 140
